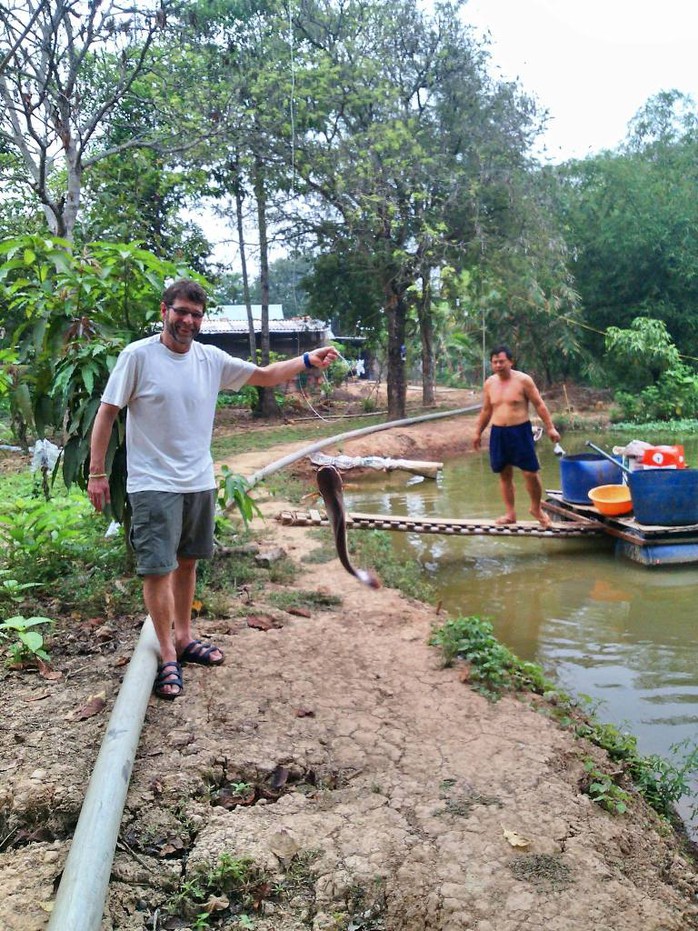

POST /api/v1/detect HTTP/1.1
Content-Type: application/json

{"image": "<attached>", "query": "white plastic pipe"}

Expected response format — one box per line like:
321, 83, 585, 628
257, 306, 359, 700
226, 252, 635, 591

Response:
48, 618, 160, 931
247, 404, 481, 487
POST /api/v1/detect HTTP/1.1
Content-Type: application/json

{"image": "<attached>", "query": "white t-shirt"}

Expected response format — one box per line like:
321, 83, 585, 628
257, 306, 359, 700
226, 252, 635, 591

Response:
102, 335, 255, 493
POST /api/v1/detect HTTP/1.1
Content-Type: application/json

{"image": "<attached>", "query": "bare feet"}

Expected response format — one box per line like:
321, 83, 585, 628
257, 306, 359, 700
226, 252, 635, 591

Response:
530, 508, 552, 529
495, 514, 517, 526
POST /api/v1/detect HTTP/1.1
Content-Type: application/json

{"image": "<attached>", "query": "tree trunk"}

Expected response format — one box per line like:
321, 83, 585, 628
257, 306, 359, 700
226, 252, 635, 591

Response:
385, 285, 407, 421
234, 164, 256, 361
252, 152, 280, 418
418, 272, 436, 406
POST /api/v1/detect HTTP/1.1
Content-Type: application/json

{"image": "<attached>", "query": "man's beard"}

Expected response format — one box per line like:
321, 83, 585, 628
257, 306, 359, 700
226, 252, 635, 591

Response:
165, 316, 195, 345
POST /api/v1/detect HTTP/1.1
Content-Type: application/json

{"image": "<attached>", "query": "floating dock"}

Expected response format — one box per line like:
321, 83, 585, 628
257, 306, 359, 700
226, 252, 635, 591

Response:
543, 491, 698, 566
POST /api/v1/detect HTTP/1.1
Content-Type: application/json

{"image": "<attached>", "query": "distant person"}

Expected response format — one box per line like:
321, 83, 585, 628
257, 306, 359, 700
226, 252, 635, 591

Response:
473, 345, 560, 528
88, 278, 338, 699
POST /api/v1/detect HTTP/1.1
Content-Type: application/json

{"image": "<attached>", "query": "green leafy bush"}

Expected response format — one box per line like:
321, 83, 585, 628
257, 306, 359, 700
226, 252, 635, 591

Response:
0, 614, 54, 666
217, 467, 263, 528
614, 364, 698, 422
429, 615, 550, 698
0, 492, 93, 573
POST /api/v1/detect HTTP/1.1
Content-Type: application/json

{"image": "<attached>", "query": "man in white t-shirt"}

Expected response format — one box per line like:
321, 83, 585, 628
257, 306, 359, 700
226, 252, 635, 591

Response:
88, 279, 338, 699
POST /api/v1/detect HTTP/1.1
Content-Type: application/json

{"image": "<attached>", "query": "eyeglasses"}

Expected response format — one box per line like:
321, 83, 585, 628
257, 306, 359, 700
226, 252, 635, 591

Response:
168, 305, 205, 321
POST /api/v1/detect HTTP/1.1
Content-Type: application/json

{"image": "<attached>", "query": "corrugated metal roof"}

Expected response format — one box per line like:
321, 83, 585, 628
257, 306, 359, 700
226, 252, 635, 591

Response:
200, 316, 329, 335
212, 304, 284, 321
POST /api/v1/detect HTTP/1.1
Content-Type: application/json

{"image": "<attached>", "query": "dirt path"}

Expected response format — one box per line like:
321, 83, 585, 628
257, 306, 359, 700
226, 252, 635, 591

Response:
1, 393, 697, 930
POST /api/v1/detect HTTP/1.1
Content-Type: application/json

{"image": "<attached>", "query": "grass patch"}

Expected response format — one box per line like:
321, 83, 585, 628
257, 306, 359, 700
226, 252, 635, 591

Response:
509, 854, 572, 891
555, 413, 609, 432
197, 546, 264, 595
0, 476, 142, 622
163, 852, 273, 926
608, 418, 698, 434
267, 590, 342, 612
301, 545, 337, 565
260, 472, 308, 505
350, 530, 434, 602
299, 528, 336, 564
212, 415, 385, 461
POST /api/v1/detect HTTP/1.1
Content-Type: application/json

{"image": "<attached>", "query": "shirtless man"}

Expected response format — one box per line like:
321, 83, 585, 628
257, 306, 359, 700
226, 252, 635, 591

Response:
473, 345, 560, 527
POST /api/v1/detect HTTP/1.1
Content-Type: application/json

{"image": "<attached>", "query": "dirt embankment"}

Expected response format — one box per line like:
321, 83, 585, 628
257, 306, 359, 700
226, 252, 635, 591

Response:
1, 385, 697, 931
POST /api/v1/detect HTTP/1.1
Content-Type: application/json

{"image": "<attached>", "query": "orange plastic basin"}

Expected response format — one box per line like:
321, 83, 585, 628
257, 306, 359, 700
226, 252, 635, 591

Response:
588, 484, 633, 516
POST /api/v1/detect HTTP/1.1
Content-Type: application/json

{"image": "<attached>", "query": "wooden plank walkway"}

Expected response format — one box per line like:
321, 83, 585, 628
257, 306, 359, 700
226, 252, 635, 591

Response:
276, 510, 603, 538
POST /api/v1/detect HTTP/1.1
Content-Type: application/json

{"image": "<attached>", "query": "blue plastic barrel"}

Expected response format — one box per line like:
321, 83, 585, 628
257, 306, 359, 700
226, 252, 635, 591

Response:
560, 453, 623, 504
629, 469, 698, 526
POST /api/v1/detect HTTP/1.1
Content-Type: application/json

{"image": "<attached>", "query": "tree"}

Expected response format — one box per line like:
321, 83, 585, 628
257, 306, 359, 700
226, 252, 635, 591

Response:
289, 0, 543, 417
553, 91, 698, 367
180, 0, 296, 416
605, 317, 698, 422
0, 236, 196, 523
0, 0, 173, 240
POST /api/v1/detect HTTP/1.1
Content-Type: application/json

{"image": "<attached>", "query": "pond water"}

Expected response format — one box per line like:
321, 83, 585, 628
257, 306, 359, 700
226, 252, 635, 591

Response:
344, 430, 698, 828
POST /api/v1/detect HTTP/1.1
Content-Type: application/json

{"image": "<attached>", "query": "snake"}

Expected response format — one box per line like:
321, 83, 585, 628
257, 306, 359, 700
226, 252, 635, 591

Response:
316, 465, 381, 589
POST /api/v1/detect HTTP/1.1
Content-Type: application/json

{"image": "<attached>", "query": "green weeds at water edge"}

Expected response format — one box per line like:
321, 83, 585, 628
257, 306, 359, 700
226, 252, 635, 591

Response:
581, 759, 630, 814
429, 615, 549, 699
350, 531, 434, 602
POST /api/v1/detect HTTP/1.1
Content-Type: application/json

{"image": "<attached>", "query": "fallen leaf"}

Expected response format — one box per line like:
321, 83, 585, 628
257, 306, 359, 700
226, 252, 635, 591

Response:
288, 607, 311, 618
269, 764, 290, 790
503, 828, 531, 848
157, 836, 187, 858
114, 655, 130, 667
17, 826, 53, 844
269, 827, 300, 861
191, 598, 203, 613
212, 785, 255, 809
67, 691, 107, 721
204, 894, 229, 914
247, 614, 275, 631
37, 660, 62, 681
295, 707, 315, 718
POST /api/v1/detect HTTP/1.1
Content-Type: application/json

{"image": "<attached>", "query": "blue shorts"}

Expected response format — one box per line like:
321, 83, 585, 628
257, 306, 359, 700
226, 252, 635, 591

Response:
489, 421, 540, 474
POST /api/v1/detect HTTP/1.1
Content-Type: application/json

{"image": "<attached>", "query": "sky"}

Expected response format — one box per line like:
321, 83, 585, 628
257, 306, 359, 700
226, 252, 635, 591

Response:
460, 0, 698, 161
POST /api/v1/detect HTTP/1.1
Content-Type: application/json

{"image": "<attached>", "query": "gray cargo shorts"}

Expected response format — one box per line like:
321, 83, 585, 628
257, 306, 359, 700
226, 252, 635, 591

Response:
128, 489, 217, 576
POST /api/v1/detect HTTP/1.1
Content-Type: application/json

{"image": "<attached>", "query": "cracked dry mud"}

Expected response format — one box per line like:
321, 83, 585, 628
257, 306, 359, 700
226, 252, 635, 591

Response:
2, 408, 698, 930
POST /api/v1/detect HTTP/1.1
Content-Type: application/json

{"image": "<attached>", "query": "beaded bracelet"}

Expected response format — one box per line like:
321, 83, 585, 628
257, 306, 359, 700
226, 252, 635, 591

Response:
88, 473, 107, 479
